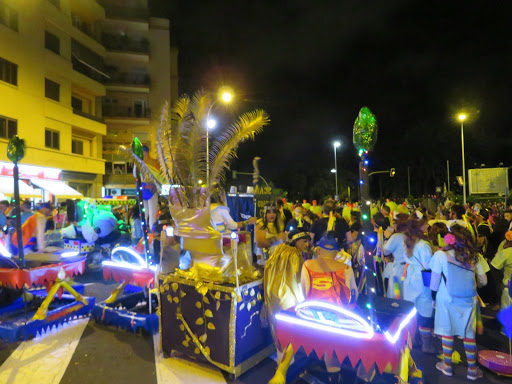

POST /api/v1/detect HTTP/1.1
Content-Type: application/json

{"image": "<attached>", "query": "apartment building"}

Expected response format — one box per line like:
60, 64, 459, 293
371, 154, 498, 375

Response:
99, 0, 174, 196
0, 0, 176, 199
0, 0, 106, 198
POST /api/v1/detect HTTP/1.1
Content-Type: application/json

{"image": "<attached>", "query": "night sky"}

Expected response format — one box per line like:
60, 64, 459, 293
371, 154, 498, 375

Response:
152, 0, 512, 200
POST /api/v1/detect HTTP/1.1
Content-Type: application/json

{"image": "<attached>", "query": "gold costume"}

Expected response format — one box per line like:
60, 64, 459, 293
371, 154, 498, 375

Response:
263, 243, 305, 346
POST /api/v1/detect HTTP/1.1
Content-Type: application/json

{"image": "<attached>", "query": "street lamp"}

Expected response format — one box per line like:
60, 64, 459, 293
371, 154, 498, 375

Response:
458, 113, 467, 205
205, 89, 234, 185
333, 141, 341, 199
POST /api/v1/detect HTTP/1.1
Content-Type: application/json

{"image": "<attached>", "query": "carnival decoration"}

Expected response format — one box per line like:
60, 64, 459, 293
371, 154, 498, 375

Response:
7, 136, 26, 267
353, 107, 379, 322
159, 274, 273, 377
479, 282, 512, 376
121, 92, 269, 278
0, 255, 94, 342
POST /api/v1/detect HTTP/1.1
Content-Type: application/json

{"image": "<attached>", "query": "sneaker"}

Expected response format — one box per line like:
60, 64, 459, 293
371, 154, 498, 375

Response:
436, 362, 453, 377
467, 367, 483, 380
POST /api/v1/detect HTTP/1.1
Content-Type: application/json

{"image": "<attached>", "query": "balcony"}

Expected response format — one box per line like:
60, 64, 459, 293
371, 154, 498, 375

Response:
107, 71, 149, 86
103, 105, 150, 119
102, 33, 149, 53
103, 173, 136, 187
73, 108, 104, 123
71, 13, 102, 42
72, 56, 106, 84
104, 7, 149, 21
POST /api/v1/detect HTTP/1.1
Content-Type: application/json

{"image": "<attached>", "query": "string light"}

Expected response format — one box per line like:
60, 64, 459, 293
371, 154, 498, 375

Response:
359, 180, 363, 185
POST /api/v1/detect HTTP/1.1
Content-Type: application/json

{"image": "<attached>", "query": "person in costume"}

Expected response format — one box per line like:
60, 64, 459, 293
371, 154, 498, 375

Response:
383, 217, 408, 299
301, 233, 357, 307
400, 217, 436, 354
299, 233, 357, 374
310, 200, 349, 248
133, 145, 160, 231
430, 225, 487, 380
264, 228, 310, 384
10, 202, 52, 254
210, 183, 257, 233
491, 231, 512, 310
255, 203, 287, 265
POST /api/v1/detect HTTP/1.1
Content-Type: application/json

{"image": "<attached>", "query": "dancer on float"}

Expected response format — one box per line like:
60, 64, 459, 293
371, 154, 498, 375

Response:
400, 216, 436, 354
264, 228, 311, 384
256, 203, 287, 265
210, 183, 257, 232
430, 225, 487, 380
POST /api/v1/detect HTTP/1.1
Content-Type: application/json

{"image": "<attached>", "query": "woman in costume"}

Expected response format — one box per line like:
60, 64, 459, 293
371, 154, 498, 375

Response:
255, 203, 287, 265
264, 228, 310, 384
430, 225, 487, 380
401, 217, 436, 354
491, 231, 512, 310
382, 215, 409, 299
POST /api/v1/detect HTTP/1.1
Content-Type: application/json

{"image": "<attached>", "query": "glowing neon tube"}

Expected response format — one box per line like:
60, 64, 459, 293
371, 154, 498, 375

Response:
384, 307, 417, 344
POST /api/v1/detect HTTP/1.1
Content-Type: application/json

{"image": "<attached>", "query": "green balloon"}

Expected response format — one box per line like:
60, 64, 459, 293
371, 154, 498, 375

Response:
353, 107, 378, 154
132, 137, 144, 159
7, 136, 25, 163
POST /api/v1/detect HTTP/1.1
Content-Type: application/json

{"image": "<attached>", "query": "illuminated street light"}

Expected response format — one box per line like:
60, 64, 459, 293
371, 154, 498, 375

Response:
458, 113, 467, 205
333, 141, 341, 199
331, 168, 336, 173
221, 92, 232, 103
207, 119, 217, 129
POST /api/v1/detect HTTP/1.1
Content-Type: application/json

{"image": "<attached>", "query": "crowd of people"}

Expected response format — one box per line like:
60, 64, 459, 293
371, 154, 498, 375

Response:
256, 196, 512, 382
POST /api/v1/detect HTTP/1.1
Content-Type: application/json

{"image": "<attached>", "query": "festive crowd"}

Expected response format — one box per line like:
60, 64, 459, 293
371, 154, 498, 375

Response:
254, 197, 512, 382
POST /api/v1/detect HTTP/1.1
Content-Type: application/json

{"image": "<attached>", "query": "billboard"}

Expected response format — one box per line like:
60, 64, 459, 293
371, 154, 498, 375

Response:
468, 168, 509, 195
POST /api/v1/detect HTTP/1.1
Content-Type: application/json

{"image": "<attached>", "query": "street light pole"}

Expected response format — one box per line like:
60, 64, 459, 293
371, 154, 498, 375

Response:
333, 141, 340, 199
459, 114, 467, 206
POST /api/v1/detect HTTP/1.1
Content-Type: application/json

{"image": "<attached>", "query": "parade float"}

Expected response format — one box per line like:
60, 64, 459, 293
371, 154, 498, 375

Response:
272, 108, 423, 383
479, 280, 512, 377
91, 138, 162, 333
0, 136, 94, 342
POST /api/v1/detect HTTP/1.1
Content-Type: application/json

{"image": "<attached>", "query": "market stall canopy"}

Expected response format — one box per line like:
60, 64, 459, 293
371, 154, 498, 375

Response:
0, 176, 41, 198
30, 179, 83, 199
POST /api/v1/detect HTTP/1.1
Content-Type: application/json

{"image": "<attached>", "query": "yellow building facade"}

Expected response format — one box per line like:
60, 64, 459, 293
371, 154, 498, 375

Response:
0, 0, 176, 198
0, 0, 107, 197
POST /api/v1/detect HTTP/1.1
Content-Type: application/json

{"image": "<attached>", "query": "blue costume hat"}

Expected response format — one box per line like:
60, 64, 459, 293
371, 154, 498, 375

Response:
317, 234, 339, 251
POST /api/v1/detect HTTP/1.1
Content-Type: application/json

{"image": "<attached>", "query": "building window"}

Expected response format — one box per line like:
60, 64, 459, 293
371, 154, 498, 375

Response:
0, 115, 17, 139
0, 3, 18, 32
45, 78, 60, 101
45, 31, 60, 55
71, 96, 83, 111
45, 129, 59, 150
0, 57, 18, 86
72, 139, 83, 155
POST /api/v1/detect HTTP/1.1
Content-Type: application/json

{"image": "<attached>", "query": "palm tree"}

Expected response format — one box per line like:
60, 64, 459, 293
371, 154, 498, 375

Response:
123, 91, 269, 268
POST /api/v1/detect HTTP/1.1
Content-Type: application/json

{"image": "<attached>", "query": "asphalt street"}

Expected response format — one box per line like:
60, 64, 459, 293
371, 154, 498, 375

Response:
0, 272, 510, 384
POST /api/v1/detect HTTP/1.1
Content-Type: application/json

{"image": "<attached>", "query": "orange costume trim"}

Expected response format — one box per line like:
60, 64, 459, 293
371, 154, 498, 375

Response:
11, 213, 39, 248
304, 264, 352, 307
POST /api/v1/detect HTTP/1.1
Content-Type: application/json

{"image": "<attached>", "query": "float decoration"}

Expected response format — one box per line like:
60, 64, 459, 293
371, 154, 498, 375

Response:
122, 92, 269, 281
7, 136, 26, 267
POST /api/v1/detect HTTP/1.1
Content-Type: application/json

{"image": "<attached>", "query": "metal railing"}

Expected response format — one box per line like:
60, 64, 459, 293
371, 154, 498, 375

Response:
72, 56, 106, 83
102, 105, 150, 118
71, 13, 101, 42
102, 34, 150, 53
107, 71, 150, 85
73, 108, 104, 123
104, 7, 149, 20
